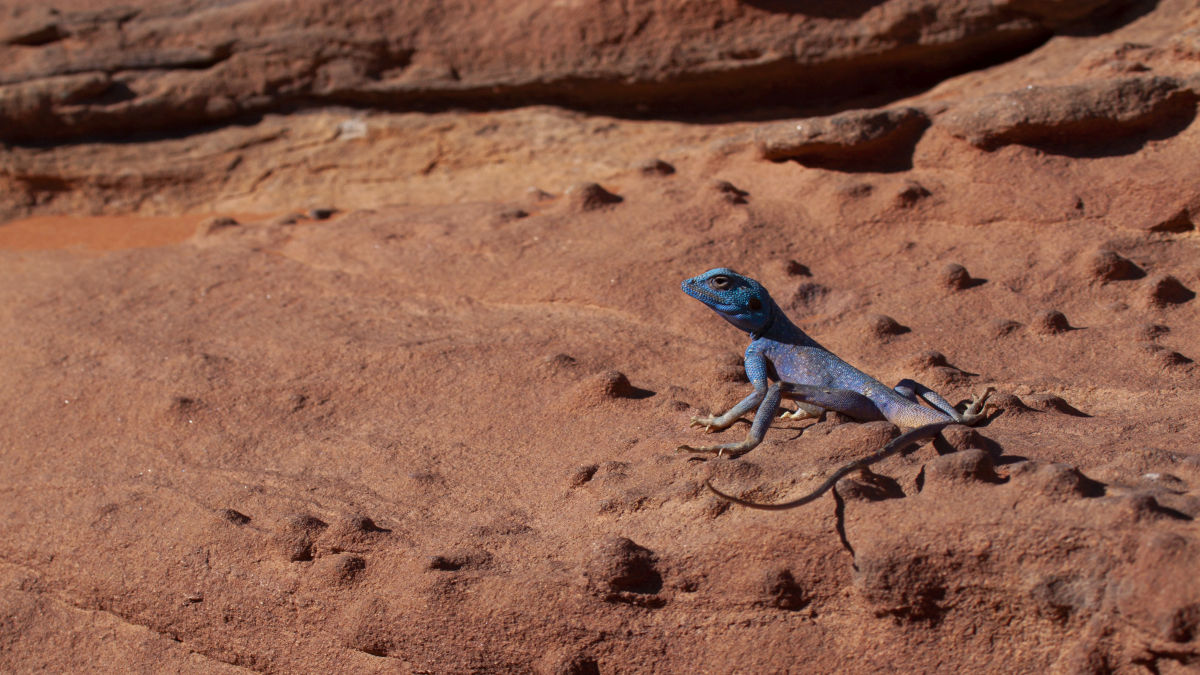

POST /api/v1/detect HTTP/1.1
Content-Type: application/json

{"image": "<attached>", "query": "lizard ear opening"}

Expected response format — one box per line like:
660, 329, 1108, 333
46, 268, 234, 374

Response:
748, 298, 762, 311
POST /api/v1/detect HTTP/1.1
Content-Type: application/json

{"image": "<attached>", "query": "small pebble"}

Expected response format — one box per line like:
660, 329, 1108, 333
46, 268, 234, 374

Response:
1023, 393, 1084, 415
789, 282, 829, 310
1086, 249, 1142, 282
542, 353, 578, 373
1138, 342, 1192, 367
1113, 493, 1180, 523
568, 464, 599, 487
526, 187, 555, 202
594, 461, 630, 484
637, 158, 675, 176
317, 513, 384, 554
1032, 310, 1071, 334
561, 371, 642, 409
894, 180, 931, 207
989, 318, 1021, 337
594, 371, 636, 398
273, 513, 328, 562
194, 216, 239, 237
1146, 274, 1195, 307
566, 182, 622, 211
760, 567, 808, 610
712, 180, 749, 204
316, 553, 367, 585
783, 260, 811, 277
837, 181, 874, 199
495, 207, 529, 222
1137, 323, 1170, 341
940, 263, 972, 290
938, 425, 989, 454
537, 650, 600, 675
985, 391, 1032, 415
1012, 462, 1103, 499
836, 471, 903, 502
1144, 206, 1194, 233
908, 349, 949, 369
865, 313, 909, 337
584, 536, 661, 596
217, 508, 250, 525
923, 449, 998, 486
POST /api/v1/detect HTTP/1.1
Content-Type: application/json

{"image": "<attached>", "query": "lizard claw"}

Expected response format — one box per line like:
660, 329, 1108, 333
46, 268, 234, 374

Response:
960, 386, 995, 425
689, 416, 717, 433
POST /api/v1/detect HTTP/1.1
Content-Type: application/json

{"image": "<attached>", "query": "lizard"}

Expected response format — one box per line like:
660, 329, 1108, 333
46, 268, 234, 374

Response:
679, 267, 992, 510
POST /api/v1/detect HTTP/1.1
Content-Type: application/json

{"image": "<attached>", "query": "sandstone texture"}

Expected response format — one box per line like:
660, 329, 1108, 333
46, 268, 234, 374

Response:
3, 0, 1200, 672
0, 0, 1142, 143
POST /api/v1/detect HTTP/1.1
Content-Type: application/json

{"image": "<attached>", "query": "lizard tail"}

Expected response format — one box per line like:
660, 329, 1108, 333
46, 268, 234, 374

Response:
704, 421, 953, 511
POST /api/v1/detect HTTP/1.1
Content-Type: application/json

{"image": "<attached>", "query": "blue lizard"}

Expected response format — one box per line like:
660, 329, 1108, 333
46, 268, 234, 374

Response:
680, 267, 991, 510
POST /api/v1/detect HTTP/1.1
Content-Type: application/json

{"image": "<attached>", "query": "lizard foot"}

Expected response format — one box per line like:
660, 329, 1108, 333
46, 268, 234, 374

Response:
688, 416, 731, 433
959, 386, 995, 426
778, 408, 820, 422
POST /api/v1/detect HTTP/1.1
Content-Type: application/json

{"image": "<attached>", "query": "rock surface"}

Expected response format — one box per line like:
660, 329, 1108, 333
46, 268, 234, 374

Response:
2, 0, 1200, 672
0, 0, 1141, 142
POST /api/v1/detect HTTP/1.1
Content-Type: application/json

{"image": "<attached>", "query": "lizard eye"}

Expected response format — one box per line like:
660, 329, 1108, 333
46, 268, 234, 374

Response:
709, 275, 731, 290
748, 298, 762, 311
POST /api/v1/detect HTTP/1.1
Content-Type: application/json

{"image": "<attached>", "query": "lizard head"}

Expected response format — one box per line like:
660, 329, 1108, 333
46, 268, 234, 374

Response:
681, 268, 775, 335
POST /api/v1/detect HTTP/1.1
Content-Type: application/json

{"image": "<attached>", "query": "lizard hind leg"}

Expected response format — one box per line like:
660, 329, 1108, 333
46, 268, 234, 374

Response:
895, 380, 994, 426
894, 378, 959, 418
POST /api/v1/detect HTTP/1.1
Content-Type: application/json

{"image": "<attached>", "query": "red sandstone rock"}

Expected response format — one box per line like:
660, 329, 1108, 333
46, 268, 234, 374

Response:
2, 0, 1200, 672
0, 0, 1137, 142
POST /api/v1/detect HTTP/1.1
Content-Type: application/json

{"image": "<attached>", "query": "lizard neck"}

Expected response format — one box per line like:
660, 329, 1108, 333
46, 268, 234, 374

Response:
749, 303, 778, 340
751, 303, 816, 347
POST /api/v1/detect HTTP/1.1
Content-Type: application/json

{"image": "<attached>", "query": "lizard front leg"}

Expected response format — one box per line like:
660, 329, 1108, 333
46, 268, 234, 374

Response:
688, 387, 766, 433
685, 343, 772, 433
679, 382, 783, 457
779, 401, 825, 421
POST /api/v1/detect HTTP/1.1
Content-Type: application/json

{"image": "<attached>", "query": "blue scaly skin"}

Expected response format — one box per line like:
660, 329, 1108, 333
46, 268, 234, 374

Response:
680, 268, 992, 510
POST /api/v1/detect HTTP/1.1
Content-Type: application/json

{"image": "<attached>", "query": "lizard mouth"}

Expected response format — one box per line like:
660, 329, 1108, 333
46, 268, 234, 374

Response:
681, 279, 729, 308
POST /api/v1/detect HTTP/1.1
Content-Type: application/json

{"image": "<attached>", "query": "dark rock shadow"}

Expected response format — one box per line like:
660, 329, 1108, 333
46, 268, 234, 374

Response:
993, 454, 1030, 466
833, 486, 855, 563
1055, 0, 1163, 37
623, 385, 656, 400
740, 0, 888, 18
